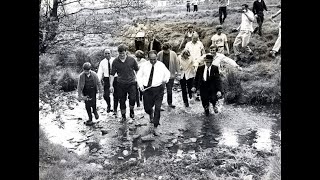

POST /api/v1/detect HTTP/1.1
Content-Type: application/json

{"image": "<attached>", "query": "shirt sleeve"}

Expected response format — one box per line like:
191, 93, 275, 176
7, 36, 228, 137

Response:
163, 63, 171, 83
97, 61, 103, 81
110, 60, 116, 76
133, 57, 139, 72
136, 63, 145, 88
222, 56, 239, 68
224, 34, 228, 42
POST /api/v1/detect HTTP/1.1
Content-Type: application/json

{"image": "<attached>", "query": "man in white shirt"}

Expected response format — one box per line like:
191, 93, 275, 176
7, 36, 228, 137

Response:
211, 25, 230, 55
232, 4, 255, 60
137, 50, 170, 136
184, 34, 205, 69
192, 0, 198, 12
97, 49, 115, 113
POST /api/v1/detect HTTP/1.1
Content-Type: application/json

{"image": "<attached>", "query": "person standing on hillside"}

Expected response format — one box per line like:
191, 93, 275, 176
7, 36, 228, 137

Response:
232, 4, 255, 60
177, 49, 196, 108
186, 0, 191, 12
137, 50, 170, 136
109, 44, 139, 122
135, 50, 147, 107
147, 31, 162, 54
192, 54, 222, 116
157, 42, 180, 109
269, 9, 281, 58
179, 24, 199, 50
77, 62, 103, 126
211, 25, 230, 56
218, 0, 229, 24
252, 0, 268, 36
192, 0, 198, 12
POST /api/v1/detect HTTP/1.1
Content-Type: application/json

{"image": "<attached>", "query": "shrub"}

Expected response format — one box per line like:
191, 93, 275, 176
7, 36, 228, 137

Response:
75, 50, 92, 72
56, 68, 79, 92
223, 69, 243, 104
39, 54, 56, 74
55, 50, 70, 67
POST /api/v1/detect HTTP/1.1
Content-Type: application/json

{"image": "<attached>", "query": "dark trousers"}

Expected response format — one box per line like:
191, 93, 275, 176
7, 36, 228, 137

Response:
219, 7, 227, 24
187, 4, 190, 12
180, 76, 194, 105
166, 78, 174, 105
136, 82, 143, 107
113, 78, 120, 112
117, 82, 137, 115
193, 5, 198, 12
83, 87, 97, 121
103, 77, 111, 108
254, 13, 264, 35
143, 85, 165, 127
200, 84, 218, 111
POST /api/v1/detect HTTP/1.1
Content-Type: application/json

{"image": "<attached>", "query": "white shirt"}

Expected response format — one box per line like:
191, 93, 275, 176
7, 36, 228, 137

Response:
211, 33, 228, 47
240, 10, 254, 32
137, 61, 170, 88
192, 0, 198, 5
184, 40, 204, 62
203, 65, 212, 81
178, 55, 196, 80
198, 53, 239, 71
97, 57, 118, 81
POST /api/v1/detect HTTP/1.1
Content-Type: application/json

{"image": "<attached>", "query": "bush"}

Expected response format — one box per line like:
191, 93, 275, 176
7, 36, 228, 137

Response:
223, 69, 243, 104
75, 50, 92, 72
56, 68, 79, 92
55, 50, 70, 67
39, 54, 56, 74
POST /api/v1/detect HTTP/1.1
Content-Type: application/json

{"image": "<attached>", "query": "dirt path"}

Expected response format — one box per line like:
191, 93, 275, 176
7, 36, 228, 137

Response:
39, 89, 280, 164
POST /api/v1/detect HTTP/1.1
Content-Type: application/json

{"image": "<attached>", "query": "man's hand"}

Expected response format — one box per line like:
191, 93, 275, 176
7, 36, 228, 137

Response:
139, 86, 145, 92
217, 91, 222, 98
236, 66, 242, 71
77, 95, 83, 102
191, 87, 197, 92
98, 93, 102, 100
109, 86, 114, 93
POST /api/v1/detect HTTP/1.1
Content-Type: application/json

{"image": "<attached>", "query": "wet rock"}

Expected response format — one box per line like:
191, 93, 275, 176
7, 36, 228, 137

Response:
118, 156, 124, 160
97, 164, 103, 169
243, 175, 253, 180
60, 159, 67, 164
176, 149, 183, 158
183, 139, 191, 144
158, 176, 163, 180
174, 158, 182, 162
190, 138, 197, 143
190, 154, 197, 160
132, 134, 141, 140
200, 168, 206, 172
165, 143, 174, 148
129, 158, 137, 162
141, 134, 155, 142
141, 173, 145, 177
171, 139, 178, 143
123, 150, 129, 157
104, 160, 111, 165
197, 135, 204, 138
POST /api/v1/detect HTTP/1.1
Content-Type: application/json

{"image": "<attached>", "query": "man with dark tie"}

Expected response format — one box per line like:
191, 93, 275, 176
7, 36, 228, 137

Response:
192, 54, 222, 116
137, 50, 170, 136
97, 49, 116, 113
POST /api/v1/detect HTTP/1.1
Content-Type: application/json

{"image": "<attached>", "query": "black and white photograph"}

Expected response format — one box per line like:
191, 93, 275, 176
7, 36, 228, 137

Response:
39, 0, 281, 179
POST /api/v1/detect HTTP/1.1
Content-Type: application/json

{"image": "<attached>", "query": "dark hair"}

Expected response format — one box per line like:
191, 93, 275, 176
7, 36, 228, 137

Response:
162, 42, 171, 50
83, 62, 91, 70
135, 50, 144, 58
209, 44, 218, 51
242, 4, 248, 8
118, 44, 127, 52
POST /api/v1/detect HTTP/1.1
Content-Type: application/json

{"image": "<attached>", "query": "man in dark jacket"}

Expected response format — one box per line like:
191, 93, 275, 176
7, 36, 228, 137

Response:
147, 31, 162, 54
192, 54, 222, 116
252, 0, 268, 36
77, 62, 103, 125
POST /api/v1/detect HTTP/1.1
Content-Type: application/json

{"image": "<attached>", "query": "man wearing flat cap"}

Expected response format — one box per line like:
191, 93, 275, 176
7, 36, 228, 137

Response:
192, 54, 222, 116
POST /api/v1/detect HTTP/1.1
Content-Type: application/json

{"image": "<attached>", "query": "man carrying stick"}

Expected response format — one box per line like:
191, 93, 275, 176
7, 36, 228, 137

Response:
137, 50, 170, 136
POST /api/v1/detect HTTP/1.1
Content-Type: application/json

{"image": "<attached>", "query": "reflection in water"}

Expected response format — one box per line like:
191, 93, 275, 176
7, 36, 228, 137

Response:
218, 128, 239, 147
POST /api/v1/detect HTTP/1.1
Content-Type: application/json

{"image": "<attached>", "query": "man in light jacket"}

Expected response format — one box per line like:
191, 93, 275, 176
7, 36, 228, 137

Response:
157, 42, 180, 109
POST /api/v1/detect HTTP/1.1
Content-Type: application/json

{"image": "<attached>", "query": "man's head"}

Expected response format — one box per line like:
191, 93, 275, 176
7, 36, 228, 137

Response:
242, 4, 249, 12
187, 24, 193, 32
216, 25, 223, 35
148, 31, 154, 40
191, 34, 199, 43
104, 49, 111, 60
209, 44, 218, 56
162, 42, 171, 54
83, 62, 92, 75
118, 44, 128, 60
148, 50, 157, 65
204, 54, 213, 67
135, 50, 144, 59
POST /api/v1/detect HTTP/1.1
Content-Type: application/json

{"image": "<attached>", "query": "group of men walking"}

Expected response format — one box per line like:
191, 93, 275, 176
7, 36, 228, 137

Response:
76, 1, 281, 136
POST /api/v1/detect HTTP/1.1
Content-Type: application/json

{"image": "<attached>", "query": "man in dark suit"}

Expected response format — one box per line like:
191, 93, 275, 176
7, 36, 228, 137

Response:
192, 54, 222, 116
147, 31, 162, 54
